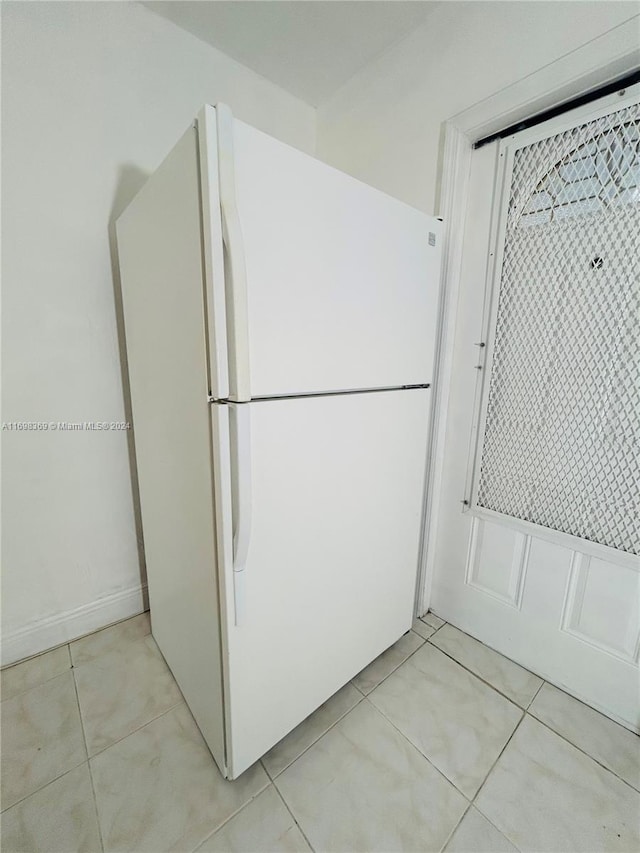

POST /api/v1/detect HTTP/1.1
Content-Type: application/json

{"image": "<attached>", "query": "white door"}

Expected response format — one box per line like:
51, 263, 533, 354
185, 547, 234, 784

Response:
212, 389, 430, 777
200, 105, 442, 400
430, 88, 640, 731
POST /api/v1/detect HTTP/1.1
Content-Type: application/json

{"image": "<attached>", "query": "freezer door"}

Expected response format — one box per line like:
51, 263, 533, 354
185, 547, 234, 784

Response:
208, 105, 442, 400
214, 390, 430, 778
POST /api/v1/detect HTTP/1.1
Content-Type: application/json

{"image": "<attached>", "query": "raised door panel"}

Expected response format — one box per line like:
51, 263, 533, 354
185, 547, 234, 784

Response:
562, 555, 640, 662
466, 518, 529, 608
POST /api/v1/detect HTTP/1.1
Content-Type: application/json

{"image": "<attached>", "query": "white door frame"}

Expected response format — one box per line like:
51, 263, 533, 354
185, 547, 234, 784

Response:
417, 17, 640, 615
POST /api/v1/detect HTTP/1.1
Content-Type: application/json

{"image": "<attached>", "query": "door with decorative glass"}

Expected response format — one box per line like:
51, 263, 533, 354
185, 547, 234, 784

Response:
430, 84, 639, 731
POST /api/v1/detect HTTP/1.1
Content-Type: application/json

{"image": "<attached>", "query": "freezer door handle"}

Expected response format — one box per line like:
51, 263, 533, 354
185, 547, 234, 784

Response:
216, 103, 251, 403
197, 105, 229, 400
230, 404, 252, 625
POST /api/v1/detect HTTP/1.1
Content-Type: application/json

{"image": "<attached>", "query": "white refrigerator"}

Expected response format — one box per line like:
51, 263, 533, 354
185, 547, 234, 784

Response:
116, 104, 442, 779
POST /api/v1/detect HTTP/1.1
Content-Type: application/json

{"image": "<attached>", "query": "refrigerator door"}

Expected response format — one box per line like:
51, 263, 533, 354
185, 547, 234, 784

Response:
212, 389, 430, 778
205, 105, 441, 401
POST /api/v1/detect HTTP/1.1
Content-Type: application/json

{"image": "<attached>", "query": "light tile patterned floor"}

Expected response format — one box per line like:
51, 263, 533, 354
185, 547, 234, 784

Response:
1, 612, 639, 853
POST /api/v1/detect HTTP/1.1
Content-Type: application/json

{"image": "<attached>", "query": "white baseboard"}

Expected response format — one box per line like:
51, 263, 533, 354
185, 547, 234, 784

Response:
1, 584, 148, 667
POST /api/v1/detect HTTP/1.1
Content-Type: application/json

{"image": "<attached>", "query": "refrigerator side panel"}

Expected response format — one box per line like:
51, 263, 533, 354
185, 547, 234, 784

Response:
116, 128, 227, 774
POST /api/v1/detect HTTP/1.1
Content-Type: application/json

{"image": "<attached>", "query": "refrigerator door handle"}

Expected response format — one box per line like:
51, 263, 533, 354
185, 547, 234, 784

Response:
216, 103, 251, 403
230, 404, 252, 625
197, 105, 229, 400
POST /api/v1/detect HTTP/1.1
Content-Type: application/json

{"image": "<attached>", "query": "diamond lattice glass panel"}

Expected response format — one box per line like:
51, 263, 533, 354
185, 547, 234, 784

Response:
477, 102, 640, 555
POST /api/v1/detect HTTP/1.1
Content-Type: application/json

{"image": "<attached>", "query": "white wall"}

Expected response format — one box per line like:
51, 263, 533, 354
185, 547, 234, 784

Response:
1, 1, 315, 664
316, 1, 639, 213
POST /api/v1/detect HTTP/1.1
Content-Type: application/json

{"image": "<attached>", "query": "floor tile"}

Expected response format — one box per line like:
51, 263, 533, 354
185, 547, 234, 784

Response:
529, 682, 640, 791
1, 645, 71, 702
74, 633, 182, 755
1, 670, 87, 810
351, 630, 424, 695
91, 703, 269, 852
262, 683, 362, 778
70, 612, 150, 666
1, 764, 101, 853
369, 643, 522, 798
411, 618, 436, 640
444, 807, 518, 852
475, 715, 640, 852
420, 611, 445, 630
430, 624, 543, 708
276, 700, 467, 852
196, 786, 310, 852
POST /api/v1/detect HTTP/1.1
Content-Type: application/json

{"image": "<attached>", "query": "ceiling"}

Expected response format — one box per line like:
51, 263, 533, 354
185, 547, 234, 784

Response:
142, 1, 440, 106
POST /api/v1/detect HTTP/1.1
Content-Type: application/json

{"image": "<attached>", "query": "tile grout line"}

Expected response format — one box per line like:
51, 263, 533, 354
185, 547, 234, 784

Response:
263, 631, 469, 793
429, 619, 550, 681
466, 713, 529, 852
419, 613, 446, 631
471, 709, 526, 807
260, 757, 275, 782
265, 690, 366, 779
429, 617, 632, 748
426, 633, 640, 791
0, 662, 88, 815
85, 698, 185, 761
420, 623, 444, 636
268, 681, 465, 853
0, 759, 91, 816
420, 615, 528, 851
362, 695, 523, 852
0, 640, 73, 675
527, 681, 640, 784
71, 658, 105, 853
437, 801, 473, 853
425, 638, 537, 711
362, 639, 636, 847
354, 630, 428, 697
364, 630, 638, 806
526, 676, 545, 709
69, 623, 153, 672
186, 778, 272, 853
462, 711, 526, 853
525, 707, 640, 794
466, 803, 524, 853
361, 696, 474, 804
70, 623, 182, 761
430, 619, 640, 739
0, 646, 74, 705
412, 617, 440, 641
272, 778, 317, 852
